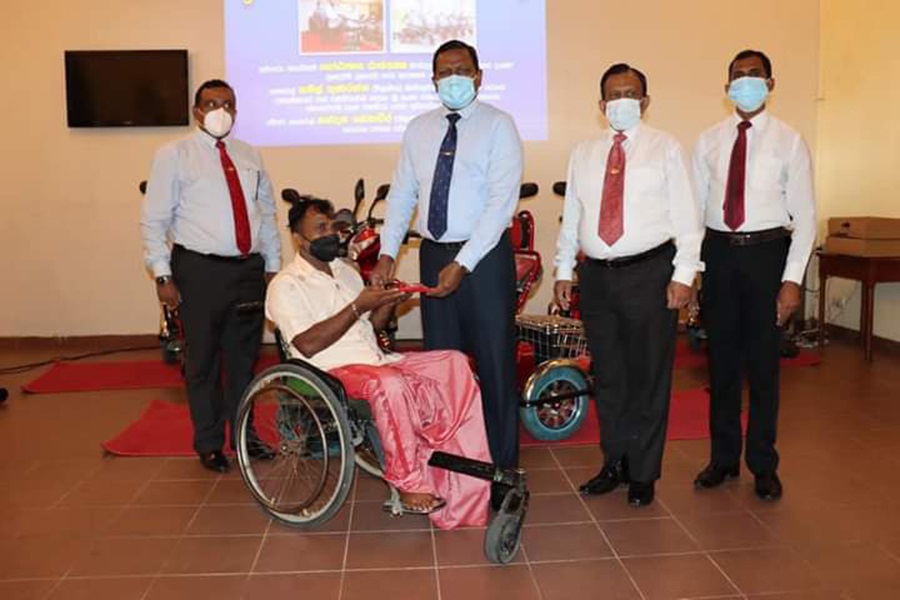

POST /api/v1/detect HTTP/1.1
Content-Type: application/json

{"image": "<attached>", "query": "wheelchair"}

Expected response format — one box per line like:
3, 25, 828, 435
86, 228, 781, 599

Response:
234, 333, 530, 564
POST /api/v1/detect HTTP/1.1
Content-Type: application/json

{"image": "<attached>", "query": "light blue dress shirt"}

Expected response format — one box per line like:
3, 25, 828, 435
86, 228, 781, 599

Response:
380, 100, 524, 271
141, 130, 281, 277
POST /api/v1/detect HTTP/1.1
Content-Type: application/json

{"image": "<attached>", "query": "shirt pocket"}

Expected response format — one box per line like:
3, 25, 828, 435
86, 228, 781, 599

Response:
238, 167, 260, 203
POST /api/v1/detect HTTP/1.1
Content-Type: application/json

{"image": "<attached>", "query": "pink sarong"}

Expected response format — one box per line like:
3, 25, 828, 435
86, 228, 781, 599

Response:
330, 350, 490, 529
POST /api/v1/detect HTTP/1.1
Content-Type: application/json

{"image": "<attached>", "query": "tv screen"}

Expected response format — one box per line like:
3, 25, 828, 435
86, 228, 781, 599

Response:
65, 50, 189, 127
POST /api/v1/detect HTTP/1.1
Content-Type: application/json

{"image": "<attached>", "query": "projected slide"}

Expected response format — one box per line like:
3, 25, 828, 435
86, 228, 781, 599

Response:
224, 0, 546, 146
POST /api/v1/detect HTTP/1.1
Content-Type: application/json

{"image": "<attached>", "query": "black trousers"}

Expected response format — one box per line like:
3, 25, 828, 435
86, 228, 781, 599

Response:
419, 234, 519, 469
579, 244, 678, 483
171, 246, 266, 454
702, 234, 789, 475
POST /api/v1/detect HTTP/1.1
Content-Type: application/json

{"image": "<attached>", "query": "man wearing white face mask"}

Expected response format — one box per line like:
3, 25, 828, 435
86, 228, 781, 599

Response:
692, 50, 816, 501
554, 63, 703, 507
141, 79, 281, 473
371, 40, 523, 510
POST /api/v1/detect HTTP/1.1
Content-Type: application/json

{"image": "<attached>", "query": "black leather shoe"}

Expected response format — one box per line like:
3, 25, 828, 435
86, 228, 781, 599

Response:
628, 481, 655, 507
754, 473, 783, 501
693, 463, 739, 489
199, 450, 229, 473
579, 459, 628, 496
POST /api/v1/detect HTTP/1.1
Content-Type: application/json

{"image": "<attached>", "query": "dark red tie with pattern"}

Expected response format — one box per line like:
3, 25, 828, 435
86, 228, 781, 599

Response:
724, 121, 752, 230
598, 132, 627, 245
216, 140, 252, 255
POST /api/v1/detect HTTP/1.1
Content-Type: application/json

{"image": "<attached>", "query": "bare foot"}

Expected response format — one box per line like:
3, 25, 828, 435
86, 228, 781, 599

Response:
399, 491, 441, 511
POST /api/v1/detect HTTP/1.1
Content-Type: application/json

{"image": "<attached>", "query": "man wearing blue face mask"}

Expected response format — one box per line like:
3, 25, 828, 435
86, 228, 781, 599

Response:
372, 39, 523, 510
554, 63, 703, 507
692, 50, 816, 501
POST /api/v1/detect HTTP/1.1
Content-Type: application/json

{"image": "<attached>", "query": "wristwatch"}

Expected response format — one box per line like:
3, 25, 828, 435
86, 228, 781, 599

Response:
155, 275, 172, 286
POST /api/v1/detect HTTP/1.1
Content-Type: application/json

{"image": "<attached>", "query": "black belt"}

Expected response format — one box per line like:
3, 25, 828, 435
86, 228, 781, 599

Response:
173, 244, 261, 263
586, 240, 673, 269
422, 239, 468, 251
705, 227, 789, 246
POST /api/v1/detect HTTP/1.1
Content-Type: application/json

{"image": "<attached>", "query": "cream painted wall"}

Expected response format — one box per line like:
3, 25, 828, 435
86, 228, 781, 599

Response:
816, 0, 900, 341
0, 0, 819, 338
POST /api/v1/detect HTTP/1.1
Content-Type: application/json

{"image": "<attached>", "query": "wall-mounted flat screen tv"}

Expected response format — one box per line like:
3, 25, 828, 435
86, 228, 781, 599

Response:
65, 49, 189, 127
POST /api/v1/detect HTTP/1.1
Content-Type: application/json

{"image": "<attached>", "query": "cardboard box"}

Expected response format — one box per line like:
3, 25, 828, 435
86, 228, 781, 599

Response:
827, 217, 900, 240
824, 236, 900, 257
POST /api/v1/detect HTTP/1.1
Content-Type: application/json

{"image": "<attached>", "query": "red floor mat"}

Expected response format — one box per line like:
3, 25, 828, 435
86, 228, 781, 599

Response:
101, 387, 740, 456
673, 338, 821, 369
22, 356, 280, 394
519, 387, 748, 447
22, 343, 819, 395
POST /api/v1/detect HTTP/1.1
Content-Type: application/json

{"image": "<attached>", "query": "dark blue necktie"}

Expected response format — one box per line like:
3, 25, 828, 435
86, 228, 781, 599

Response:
427, 112, 461, 240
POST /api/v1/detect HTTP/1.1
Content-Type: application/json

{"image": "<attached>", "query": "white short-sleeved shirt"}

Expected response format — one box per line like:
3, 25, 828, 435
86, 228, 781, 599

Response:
265, 253, 401, 370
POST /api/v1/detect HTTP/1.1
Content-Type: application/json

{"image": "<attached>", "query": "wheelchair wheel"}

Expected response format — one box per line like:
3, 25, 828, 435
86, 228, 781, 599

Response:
236, 364, 355, 529
520, 363, 589, 442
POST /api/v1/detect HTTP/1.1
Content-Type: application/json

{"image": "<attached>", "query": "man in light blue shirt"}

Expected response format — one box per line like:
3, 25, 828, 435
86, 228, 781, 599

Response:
372, 40, 524, 507
141, 79, 281, 473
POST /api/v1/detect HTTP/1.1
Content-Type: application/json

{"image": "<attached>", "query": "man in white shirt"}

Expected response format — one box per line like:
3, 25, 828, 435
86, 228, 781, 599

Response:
141, 80, 281, 473
554, 63, 703, 507
370, 40, 524, 508
266, 197, 491, 529
692, 50, 816, 501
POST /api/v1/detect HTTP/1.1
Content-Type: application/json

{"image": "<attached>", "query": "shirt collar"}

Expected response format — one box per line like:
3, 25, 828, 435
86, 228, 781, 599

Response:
194, 128, 228, 148
441, 98, 480, 121
291, 252, 340, 280
607, 121, 642, 142
731, 110, 770, 130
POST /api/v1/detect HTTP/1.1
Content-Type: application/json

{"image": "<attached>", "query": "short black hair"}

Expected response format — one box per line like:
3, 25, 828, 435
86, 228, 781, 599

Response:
287, 196, 334, 233
432, 40, 479, 74
728, 50, 773, 79
193, 79, 234, 107
600, 63, 648, 100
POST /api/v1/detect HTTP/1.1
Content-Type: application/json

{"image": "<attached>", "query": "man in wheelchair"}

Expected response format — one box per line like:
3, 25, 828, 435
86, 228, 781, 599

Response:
265, 196, 491, 529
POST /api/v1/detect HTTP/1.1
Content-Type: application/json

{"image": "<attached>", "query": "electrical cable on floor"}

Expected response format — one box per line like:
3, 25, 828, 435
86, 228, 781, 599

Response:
0, 345, 159, 375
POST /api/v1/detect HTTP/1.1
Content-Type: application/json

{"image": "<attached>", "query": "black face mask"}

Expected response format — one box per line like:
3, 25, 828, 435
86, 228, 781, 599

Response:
308, 234, 341, 262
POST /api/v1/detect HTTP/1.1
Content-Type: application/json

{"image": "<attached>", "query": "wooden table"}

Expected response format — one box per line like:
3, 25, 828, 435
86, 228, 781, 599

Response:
817, 252, 900, 361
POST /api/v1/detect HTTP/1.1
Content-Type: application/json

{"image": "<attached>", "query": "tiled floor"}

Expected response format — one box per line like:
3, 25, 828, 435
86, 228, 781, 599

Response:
0, 339, 899, 599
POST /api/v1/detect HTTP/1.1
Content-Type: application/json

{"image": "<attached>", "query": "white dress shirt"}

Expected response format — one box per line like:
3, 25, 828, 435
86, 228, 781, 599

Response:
141, 130, 281, 277
555, 123, 704, 285
693, 112, 817, 284
265, 253, 401, 371
380, 99, 524, 271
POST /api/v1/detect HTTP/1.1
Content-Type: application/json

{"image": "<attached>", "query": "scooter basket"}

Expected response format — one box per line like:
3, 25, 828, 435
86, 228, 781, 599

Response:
515, 314, 588, 364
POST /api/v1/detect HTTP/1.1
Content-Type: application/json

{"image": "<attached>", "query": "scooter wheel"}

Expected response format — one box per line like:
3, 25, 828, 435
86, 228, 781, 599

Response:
484, 511, 522, 564
520, 365, 589, 442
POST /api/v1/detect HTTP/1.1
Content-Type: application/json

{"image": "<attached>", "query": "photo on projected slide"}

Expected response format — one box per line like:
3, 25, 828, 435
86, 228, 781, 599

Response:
390, 0, 476, 54
225, 0, 546, 146
299, 0, 386, 54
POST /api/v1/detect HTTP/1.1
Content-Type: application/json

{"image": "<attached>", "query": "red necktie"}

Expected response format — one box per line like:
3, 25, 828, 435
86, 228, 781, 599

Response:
216, 140, 252, 255
598, 132, 627, 245
724, 121, 752, 230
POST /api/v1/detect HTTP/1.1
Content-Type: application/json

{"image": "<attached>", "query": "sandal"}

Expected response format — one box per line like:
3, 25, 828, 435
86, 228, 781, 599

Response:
383, 494, 447, 515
